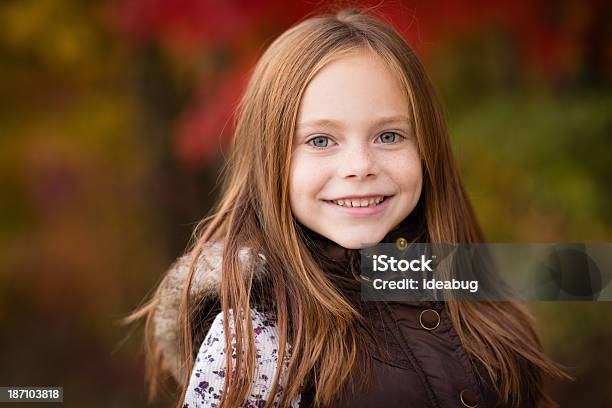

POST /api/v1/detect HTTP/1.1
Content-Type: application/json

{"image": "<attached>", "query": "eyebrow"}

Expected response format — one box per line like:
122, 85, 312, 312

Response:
297, 115, 411, 130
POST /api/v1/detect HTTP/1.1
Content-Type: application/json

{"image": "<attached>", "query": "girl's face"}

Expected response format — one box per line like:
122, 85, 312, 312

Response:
290, 51, 422, 249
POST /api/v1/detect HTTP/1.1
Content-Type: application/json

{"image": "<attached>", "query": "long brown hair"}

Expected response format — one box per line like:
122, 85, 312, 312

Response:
124, 6, 570, 408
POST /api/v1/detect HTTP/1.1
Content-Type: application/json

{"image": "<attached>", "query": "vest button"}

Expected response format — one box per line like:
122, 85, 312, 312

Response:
460, 389, 479, 407
396, 236, 408, 250
418, 309, 440, 330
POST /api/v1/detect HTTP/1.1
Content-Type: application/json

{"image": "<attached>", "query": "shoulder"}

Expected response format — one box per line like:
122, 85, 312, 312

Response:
183, 308, 300, 408
153, 240, 268, 384
158, 241, 266, 303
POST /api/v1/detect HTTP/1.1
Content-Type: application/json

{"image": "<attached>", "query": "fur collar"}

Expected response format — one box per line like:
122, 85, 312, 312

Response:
152, 216, 419, 383
153, 241, 267, 383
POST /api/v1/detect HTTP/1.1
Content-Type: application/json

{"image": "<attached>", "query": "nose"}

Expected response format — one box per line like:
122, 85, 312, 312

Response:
338, 142, 378, 180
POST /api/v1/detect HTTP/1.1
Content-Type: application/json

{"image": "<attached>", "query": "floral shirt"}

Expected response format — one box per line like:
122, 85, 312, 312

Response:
182, 308, 301, 408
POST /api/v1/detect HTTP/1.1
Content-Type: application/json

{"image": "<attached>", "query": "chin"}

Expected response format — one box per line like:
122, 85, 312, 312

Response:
331, 232, 385, 249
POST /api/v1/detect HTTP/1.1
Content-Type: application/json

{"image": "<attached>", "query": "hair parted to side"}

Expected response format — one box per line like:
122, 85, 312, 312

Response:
124, 5, 571, 408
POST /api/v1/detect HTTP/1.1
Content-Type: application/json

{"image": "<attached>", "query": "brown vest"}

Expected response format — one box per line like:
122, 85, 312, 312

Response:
190, 217, 536, 408
295, 219, 535, 408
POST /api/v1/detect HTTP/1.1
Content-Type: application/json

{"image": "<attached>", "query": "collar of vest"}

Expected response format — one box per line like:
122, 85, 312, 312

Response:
153, 241, 267, 383
153, 215, 422, 383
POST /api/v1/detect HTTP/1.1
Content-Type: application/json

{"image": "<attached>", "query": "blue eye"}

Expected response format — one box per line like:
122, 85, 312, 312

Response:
377, 132, 403, 144
307, 136, 332, 149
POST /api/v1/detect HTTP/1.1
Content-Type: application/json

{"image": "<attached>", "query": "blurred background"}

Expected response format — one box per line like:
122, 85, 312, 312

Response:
0, 0, 611, 406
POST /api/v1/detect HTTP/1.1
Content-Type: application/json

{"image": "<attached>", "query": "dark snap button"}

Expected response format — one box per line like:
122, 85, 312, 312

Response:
418, 309, 440, 330
460, 389, 479, 407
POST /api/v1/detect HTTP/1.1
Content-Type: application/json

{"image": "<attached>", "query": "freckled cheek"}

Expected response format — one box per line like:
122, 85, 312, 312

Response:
289, 155, 331, 206
383, 150, 423, 192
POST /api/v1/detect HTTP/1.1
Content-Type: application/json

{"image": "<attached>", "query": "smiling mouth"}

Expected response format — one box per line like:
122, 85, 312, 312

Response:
324, 195, 393, 208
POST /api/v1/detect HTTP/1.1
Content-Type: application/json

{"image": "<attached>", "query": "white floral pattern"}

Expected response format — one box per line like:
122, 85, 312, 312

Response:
182, 308, 301, 408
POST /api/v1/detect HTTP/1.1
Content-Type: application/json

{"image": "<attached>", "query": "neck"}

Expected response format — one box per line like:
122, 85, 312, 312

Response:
296, 213, 424, 280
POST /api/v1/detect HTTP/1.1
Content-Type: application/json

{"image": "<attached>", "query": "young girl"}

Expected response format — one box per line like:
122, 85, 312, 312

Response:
127, 7, 570, 408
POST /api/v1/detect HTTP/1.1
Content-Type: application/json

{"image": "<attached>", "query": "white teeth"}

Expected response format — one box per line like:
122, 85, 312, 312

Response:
331, 196, 385, 208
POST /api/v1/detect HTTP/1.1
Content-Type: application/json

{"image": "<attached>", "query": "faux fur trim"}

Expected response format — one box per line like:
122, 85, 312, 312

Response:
153, 241, 267, 383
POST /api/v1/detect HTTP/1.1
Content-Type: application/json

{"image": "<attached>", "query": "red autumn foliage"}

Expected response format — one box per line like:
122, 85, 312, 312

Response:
108, 0, 608, 168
